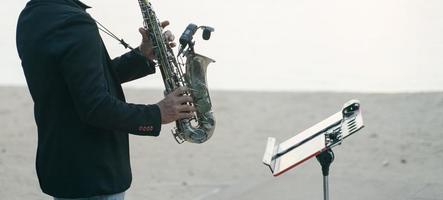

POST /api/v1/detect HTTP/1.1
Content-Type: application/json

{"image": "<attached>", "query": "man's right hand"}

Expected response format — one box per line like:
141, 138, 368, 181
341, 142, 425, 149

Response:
156, 87, 196, 124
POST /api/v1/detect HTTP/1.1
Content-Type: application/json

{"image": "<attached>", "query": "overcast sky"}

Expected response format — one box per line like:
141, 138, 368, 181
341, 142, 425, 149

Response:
3, 0, 443, 92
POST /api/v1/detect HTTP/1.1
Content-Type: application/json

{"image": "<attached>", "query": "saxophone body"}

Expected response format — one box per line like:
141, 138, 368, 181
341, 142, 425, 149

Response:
137, 0, 216, 143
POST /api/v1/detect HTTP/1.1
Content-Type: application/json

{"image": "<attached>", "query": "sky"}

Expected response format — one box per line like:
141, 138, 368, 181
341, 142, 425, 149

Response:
2, 0, 443, 92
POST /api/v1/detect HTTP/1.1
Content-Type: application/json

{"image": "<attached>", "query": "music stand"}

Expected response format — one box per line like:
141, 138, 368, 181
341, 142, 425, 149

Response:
262, 100, 364, 200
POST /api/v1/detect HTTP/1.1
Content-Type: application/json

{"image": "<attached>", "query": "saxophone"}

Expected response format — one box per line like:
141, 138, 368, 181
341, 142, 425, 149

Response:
137, 0, 216, 144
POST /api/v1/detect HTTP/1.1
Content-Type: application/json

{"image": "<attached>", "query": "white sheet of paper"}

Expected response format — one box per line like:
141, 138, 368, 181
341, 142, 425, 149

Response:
272, 112, 342, 176
274, 134, 325, 176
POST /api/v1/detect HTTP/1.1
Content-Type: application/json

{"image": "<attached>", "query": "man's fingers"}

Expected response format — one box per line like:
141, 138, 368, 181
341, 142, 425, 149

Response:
138, 27, 150, 42
163, 30, 175, 41
177, 104, 196, 112
178, 112, 194, 120
160, 20, 170, 28
177, 96, 193, 104
172, 86, 188, 96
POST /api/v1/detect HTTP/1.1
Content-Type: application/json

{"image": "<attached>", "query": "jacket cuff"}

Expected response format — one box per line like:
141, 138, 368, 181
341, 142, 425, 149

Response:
134, 104, 162, 136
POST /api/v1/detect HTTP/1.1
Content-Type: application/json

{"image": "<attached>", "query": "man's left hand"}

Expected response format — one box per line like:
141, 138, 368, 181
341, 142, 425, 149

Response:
138, 20, 176, 61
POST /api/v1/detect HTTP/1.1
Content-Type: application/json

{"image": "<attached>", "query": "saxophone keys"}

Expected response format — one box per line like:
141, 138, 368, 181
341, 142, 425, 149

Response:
172, 129, 185, 144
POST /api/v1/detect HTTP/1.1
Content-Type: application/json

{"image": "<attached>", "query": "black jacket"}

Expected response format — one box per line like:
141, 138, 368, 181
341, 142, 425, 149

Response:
16, 0, 161, 198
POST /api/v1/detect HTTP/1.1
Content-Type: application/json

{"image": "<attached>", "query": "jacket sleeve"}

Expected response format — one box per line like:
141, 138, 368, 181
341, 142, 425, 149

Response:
111, 48, 157, 84
54, 14, 161, 136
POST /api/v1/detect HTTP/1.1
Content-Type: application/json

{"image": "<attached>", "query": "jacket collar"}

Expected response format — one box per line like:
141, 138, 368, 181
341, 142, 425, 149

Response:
71, 0, 91, 10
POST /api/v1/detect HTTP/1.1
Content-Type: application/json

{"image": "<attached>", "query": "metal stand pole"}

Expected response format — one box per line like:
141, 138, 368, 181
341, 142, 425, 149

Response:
316, 149, 334, 200
323, 175, 329, 200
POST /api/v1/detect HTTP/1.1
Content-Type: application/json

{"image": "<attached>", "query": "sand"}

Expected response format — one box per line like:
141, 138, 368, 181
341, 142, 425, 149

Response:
0, 86, 442, 200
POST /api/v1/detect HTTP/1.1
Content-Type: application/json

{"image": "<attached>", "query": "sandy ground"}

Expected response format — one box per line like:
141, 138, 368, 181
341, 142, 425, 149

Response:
0, 86, 442, 200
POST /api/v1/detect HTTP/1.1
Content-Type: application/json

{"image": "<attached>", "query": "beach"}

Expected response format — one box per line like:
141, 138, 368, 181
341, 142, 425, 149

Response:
0, 86, 442, 200
4, 0, 443, 199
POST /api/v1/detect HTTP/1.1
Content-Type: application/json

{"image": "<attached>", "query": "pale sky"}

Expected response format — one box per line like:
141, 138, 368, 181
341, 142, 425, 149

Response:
3, 0, 443, 92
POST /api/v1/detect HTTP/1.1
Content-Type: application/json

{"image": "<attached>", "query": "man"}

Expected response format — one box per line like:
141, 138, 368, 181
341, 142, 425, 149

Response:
16, 0, 194, 199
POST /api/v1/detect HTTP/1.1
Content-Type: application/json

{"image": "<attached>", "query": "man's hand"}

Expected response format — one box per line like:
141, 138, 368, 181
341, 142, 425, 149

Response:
157, 87, 196, 124
138, 20, 176, 61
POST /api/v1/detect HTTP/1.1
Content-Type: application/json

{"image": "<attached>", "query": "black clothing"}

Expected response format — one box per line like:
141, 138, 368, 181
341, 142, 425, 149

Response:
16, 0, 161, 198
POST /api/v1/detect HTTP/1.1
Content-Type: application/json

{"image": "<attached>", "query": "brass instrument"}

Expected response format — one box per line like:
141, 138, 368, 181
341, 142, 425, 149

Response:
137, 0, 216, 143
